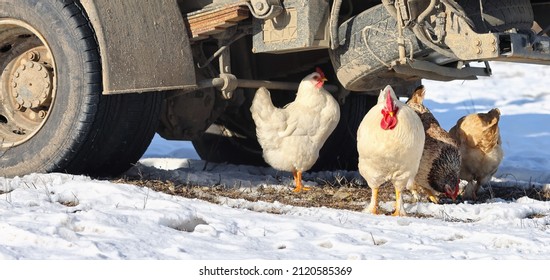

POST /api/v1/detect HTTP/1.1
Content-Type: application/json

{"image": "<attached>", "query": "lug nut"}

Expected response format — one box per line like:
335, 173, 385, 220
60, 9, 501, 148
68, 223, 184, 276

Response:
38, 110, 47, 119
28, 51, 40, 61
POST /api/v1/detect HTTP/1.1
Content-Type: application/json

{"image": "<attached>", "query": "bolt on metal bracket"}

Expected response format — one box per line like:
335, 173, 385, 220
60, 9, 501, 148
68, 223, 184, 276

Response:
246, 0, 283, 20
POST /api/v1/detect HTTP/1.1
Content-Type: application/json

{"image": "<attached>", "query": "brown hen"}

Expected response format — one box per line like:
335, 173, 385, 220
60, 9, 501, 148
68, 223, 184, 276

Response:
449, 108, 503, 200
406, 86, 461, 203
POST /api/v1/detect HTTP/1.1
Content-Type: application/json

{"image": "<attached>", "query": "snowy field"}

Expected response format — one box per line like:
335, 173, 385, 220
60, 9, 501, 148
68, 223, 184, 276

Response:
1, 61, 550, 274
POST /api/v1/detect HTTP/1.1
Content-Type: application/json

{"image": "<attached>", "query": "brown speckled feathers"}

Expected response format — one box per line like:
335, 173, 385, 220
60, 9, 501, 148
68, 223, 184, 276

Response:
406, 86, 461, 202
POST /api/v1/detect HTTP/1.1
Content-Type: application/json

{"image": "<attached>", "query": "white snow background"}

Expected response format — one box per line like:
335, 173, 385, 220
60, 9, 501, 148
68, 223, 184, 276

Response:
1, 62, 550, 277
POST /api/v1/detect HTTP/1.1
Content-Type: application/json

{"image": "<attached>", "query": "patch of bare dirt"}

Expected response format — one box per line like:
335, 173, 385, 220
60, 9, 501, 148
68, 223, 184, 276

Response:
113, 177, 549, 218
114, 178, 374, 211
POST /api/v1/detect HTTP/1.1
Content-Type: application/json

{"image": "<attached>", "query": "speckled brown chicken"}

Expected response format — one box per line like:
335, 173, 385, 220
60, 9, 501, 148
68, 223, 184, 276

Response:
406, 85, 460, 203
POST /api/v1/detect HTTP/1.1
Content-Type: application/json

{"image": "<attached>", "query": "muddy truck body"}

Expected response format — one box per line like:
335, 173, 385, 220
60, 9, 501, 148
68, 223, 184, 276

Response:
1, 0, 549, 177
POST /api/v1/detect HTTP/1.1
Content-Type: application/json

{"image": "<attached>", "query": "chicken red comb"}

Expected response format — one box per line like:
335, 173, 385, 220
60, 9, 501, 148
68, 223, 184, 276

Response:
386, 89, 396, 112
315, 67, 325, 78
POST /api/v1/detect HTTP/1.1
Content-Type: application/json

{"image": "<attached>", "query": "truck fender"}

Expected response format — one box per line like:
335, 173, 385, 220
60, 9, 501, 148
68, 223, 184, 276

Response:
80, 0, 196, 94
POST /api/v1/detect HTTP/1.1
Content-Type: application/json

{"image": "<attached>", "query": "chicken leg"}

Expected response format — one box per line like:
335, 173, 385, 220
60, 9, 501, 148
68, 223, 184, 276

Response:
366, 188, 379, 214
393, 178, 413, 216
463, 180, 481, 200
392, 188, 406, 216
292, 170, 310, 192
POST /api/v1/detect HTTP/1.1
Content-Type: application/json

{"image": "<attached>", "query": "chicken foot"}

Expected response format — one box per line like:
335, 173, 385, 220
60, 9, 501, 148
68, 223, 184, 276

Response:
424, 189, 440, 204
367, 184, 408, 216
410, 188, 440, 204
292, 170, 311, 192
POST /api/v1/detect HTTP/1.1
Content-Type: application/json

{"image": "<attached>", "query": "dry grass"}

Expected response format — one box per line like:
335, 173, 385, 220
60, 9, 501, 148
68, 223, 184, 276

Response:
114, 178, 455, 216
113, 176, 549, 220
115, 178, 372, 211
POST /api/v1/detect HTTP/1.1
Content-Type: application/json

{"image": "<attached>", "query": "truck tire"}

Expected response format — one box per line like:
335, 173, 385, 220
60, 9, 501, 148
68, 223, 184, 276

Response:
331, 1, 533, 92
192, 123, 266, 167
311, 93, 377, 171
0, 0, 162, 177
532, 2, 550, 36
330, 4, 426, 92
460, 0, 534, 33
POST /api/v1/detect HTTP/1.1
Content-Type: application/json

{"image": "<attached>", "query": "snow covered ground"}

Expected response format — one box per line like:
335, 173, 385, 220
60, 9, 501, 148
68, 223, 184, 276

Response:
1, 62, 550, 270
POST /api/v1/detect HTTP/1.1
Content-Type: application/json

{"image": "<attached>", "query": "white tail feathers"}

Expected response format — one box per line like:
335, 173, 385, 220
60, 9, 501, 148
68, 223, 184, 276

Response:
251, 87, 276, 121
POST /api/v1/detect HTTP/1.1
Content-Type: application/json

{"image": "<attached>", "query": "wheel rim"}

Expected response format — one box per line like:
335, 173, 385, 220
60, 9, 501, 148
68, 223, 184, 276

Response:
0, 19, 56, 148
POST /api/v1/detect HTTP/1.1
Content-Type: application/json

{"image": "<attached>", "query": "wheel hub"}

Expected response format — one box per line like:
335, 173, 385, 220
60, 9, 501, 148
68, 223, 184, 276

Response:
12, 60, 52, 109
0, 19, 56, 148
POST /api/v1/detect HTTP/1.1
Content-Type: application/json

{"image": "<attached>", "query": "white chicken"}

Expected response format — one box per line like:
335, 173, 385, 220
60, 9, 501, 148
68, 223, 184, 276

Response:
357, 85, 425, 216
250, 68, 340, 192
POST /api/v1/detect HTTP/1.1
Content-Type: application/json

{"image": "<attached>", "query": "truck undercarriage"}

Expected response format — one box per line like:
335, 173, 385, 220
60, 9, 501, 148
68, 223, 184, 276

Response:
0, 0, 549, 177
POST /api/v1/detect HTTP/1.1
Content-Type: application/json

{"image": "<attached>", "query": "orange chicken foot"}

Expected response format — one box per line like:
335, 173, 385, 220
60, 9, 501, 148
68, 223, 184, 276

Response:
292, 170, 311, 192
426, 189, 440, 204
